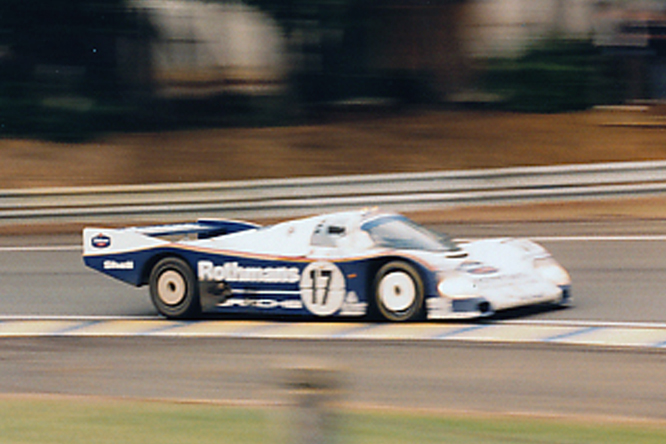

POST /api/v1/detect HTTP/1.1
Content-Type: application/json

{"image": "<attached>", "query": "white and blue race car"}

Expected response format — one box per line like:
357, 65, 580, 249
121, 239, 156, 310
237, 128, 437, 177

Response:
83, 210, 571, 321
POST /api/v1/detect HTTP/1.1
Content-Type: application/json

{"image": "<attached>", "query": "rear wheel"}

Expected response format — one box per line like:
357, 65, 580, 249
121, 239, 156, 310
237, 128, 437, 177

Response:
149, 257, 201, 319
373, 261, 424, 322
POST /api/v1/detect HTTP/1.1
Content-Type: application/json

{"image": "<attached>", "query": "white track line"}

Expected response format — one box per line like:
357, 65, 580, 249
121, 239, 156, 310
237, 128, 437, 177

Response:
0, 315, 158, 321
505, 319, 666, 329
530, 235, 666, 242
0, 315, 664, 330
3, 235, 666, 253
0, 245, 81, 252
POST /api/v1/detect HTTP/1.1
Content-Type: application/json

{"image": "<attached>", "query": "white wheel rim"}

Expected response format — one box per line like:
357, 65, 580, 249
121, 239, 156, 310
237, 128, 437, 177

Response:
379, 271, 416, 312
157, 270, 187, 305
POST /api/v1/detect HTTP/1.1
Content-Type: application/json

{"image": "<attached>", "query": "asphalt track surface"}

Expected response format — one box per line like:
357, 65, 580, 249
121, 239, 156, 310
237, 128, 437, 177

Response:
2, 220, 666, 420
3, 337, 666, 420
3, 221, 666, 322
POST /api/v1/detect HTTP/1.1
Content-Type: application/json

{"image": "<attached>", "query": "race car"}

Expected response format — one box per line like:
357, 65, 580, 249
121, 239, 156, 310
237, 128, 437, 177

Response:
82, 209, 571, 321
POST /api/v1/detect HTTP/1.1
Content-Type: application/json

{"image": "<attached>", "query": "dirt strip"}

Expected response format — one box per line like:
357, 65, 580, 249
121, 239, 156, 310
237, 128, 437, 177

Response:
2, 195, 666, 236
2, 109, 666, 233
2, 110, 666, 190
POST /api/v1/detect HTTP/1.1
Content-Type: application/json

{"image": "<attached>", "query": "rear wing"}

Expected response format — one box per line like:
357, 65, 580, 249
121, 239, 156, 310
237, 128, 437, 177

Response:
83, 218, 261, 256
134, 219, 261, 239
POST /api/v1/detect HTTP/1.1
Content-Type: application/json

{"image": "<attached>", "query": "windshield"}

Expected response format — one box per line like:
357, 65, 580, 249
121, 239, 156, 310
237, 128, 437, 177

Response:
361, 215, 460, 252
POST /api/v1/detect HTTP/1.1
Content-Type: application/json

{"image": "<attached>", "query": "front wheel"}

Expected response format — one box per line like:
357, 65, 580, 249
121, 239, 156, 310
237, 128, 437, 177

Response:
149, 257, 201, 319
373, 261, 424, 322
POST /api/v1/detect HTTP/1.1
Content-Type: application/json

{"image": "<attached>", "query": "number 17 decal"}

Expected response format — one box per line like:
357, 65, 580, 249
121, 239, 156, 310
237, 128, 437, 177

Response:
310, 268, 332, 306
300, 262, 346, 316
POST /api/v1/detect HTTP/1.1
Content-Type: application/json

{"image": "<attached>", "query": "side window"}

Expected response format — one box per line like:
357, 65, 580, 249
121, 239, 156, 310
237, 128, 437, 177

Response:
311, 223, 346, 247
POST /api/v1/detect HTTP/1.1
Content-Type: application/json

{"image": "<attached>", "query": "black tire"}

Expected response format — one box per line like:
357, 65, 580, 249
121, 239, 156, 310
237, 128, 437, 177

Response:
149, 257, 201, 319
373, 261, 424, 322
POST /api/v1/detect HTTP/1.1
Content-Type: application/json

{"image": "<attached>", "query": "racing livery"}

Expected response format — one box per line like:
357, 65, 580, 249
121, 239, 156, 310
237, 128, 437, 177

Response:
82, 210, 571, 321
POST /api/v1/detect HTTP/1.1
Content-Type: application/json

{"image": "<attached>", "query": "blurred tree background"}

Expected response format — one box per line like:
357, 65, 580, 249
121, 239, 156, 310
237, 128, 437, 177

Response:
482, 38, 626, 113
0, 0, 140, 139
0, 0, 635, 140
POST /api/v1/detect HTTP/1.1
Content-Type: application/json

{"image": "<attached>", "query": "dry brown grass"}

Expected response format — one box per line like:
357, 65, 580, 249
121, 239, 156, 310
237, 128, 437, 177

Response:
2, 110, 666, 189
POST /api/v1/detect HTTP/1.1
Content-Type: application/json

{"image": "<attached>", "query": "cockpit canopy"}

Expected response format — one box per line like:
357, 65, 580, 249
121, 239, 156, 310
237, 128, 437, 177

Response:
361, 214, 460, 252
308, 212, 460, 253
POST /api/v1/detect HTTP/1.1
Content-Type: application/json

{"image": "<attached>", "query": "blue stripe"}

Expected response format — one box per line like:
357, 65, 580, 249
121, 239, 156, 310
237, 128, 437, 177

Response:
433, 324, 489, 339
228, 321, 284, 337
52, 320, 105, 335
543, 326, 599, 342
331, 323, 380, 339
136, 320, 198, 336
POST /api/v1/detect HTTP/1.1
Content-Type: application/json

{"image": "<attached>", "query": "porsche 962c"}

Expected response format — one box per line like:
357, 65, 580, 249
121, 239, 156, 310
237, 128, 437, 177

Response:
83, 210, 571, 321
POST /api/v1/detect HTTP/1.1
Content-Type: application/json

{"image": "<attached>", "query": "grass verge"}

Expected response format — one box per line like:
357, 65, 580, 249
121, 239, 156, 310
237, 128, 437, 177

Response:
1, 397, 666, 444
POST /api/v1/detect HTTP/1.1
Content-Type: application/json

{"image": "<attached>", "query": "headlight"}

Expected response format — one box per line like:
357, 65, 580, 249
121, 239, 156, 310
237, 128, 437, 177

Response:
437, 273, 479, 300
534, 256, 570, 286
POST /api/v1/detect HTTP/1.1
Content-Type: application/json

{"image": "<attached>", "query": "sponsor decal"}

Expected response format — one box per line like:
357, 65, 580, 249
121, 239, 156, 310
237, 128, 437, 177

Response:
91, 234, 111, 249
103, 260, 135, 270
198, 260, 300, 284
201, 260, 353, 316
475, 272, 530, 287
218, 298, 303, 310
218, 291, 366, 315
339, 291, 367, 316
458, 260, 498, 276
426, 296, 453, 319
